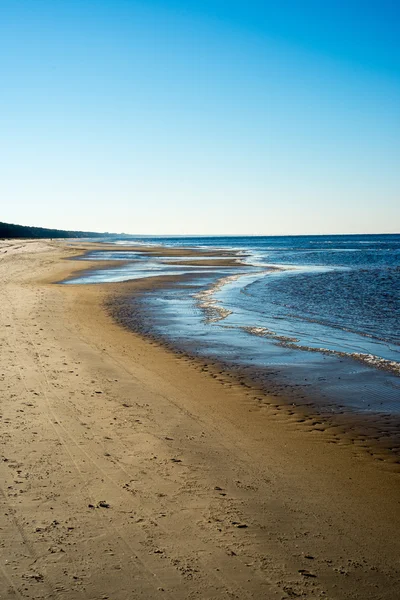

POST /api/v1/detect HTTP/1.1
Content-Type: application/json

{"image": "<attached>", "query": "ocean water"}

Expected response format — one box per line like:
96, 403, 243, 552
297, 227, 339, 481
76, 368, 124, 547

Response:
67, 234, 400, 414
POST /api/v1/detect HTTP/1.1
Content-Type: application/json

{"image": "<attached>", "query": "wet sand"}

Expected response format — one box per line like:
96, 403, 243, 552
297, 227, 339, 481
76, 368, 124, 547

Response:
112, 284, 400, 464
0, 239, 399, 599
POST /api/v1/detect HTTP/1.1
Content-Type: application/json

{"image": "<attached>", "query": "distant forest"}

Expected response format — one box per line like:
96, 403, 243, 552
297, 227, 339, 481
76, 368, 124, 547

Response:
0, 221, 106, 239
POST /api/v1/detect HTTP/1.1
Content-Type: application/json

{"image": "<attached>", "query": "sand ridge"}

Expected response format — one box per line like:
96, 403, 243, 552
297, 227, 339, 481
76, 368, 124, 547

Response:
0, 240, 399, 599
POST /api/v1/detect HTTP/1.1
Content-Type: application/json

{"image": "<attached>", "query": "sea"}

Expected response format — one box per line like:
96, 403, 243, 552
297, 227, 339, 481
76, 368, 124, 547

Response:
67, 234, 400, 416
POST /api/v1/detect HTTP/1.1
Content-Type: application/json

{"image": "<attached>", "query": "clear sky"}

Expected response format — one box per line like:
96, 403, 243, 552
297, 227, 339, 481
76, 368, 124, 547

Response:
1, 0, 399, 234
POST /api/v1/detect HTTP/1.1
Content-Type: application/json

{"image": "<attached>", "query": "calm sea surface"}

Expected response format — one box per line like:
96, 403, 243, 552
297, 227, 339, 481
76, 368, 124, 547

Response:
68, 234, 400, 414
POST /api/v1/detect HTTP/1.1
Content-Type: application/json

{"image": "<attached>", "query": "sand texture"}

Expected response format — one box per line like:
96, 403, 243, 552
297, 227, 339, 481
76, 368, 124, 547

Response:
0, 240, 399, 600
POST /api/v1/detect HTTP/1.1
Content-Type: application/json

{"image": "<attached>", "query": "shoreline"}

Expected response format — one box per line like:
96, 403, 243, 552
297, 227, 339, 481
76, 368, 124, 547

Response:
58, 239, 400, 462
108, 277, 400, 467
66, 240, 400, 377
70, 241, 400, 464
0, 239, 399, 599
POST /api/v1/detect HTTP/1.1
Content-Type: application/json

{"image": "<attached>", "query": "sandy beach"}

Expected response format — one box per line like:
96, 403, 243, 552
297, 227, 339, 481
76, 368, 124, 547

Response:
0, 239, 399, 600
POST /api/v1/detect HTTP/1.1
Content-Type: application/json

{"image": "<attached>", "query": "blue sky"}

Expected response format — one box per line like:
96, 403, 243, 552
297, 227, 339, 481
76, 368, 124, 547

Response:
0, 0, 399, 234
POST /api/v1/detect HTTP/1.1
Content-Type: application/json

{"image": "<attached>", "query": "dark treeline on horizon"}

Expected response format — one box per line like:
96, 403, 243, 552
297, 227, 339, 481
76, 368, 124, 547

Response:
0, 221, 107, 239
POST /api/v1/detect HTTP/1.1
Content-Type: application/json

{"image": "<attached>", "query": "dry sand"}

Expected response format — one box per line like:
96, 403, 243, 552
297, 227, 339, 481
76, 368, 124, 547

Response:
0, 239, 399, 600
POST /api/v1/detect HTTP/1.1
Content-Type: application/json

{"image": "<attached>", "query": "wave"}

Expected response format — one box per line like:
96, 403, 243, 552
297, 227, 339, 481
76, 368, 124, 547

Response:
241, 326, 299, 343
241, 326, 400, 376
285, 344, 400, 376
194, 271, 400, 377
194, 274, 241, 322
194, 267, 284, 323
